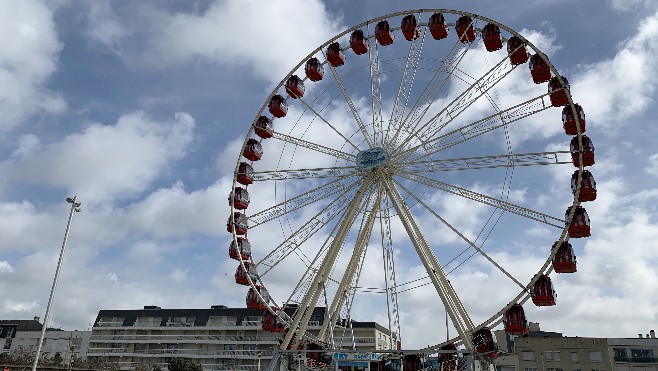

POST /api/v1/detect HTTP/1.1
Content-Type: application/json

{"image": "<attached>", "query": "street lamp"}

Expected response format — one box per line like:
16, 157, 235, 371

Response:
32, 196, 82, 371
257, 351, 262, 371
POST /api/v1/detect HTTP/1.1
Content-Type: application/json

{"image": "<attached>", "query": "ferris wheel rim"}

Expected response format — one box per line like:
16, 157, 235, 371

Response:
228, 8, 589, 352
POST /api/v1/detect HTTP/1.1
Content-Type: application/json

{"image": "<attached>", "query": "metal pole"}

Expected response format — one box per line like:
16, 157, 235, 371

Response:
32, 196, 81, 371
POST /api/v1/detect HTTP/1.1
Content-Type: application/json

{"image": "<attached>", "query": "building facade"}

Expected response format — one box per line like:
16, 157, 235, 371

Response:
87, 305, 395, 370
608, 331, 658, 371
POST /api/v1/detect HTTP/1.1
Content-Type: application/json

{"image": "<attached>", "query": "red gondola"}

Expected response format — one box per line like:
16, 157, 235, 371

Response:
566, 206, 591, 238
327, 42, 345, 67
507, 36, 529, 65
456, 16, 476, 43
243, 139, 262, 161
562, 104, 586, 135
227, 212, 248, 235
285, 75, 305, 99
268, 95, 288, 118
404, 354, 422, 371
350, 30, 368, 55
473, 328, 497, 357
401, 14, 419, 41
439, 343, 457, 371
504, 303, 529, 335
229, 237, 251, 261
254, 116, 273, 139
482, 23, 502, 52
529, 54, 551, 84
571, 170, 597, 202
570, 135, 595, 167
429, 13, 448, 40
229, 187, 250, 210
552, 241, 577, 273
375, 20, 394, 46
305, 58, 324, 82
246, 285, 270, 310
235, 262, 257, 285
307, 342, 329, 365
532, 275, 556, 306
262, 310, 285, 332
549, 76, 570, 107
237, 162, 254, 185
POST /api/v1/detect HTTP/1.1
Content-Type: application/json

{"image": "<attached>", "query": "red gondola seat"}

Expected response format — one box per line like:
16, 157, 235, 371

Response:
350, 30, 368, 55
456, 16, 476, 43
439, 343, 457, 371
375, 20, 394, 46
570, 135, 595, 167
482, 23, 502, 52
243, 138, 262, 161
507, 36, 529, 65
532, 275, 556, 306
552, 241, 577, 273
529, 54, 551, 84
268, 95, 288, 118
229, 237, 251, 261
504, 304, 529, 335
235, 262, 257, 285
401, 14, 419, 41
262, 310, 285, 332
571, 170, 597, 202
237, 162, 254, 185
254, 116, 273, 139
566, 206, 591, 238
562, 104, 586, 135
285, 75, 305, 99
473, 328, 497, 357
246, 285, 270, 310
327, 42, 345, 67
229, 187, 250, 210
305, 58, 324, 82
227, 212, 248, 235
549, 76, 570, 107
429, 13, 448, 40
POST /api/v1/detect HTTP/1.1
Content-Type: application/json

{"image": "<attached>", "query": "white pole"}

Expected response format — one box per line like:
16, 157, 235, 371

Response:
32, 196, 81, 371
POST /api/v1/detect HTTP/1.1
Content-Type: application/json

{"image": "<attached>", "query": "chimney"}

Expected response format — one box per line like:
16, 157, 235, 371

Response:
34, 316, 40, 323
639, 334, 643, 338
651, 330, 655, 339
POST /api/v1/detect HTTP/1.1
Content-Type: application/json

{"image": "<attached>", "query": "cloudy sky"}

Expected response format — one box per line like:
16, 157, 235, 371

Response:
1, 0, 658, 350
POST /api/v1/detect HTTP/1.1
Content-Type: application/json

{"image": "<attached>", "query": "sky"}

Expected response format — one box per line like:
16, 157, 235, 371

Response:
1, 0, 658, 351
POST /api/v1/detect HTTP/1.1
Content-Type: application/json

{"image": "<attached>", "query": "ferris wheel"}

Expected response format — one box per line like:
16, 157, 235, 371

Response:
227, 9, 596, 355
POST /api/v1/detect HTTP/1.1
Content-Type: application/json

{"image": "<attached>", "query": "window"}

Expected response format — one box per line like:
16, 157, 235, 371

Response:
522, 351, 536, 361
523, 368, 537, 371
225, 344, 236, 351
546, 368, 563, 371
3, 339, 11, 350
630, 348, 654, 362
571, 352, 580, 363
545, 351, 561, 362
6, 328, 14, 338
588, 351, 603, 362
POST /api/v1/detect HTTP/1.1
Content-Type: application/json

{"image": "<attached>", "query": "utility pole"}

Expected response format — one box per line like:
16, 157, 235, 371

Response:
32, 196, 82, 371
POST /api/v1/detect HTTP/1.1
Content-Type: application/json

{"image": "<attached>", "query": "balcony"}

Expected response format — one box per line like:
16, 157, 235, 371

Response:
614, 356, 658, 364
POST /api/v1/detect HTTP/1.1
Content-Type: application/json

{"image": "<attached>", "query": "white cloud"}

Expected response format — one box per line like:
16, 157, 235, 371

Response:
6, 111, 195, 204
647, 153, 658, 176
0, 261, 13, 274
0, 0, 64, 132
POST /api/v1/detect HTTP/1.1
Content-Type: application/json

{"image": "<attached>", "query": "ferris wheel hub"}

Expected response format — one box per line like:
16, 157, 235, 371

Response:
356, 147, 391, 171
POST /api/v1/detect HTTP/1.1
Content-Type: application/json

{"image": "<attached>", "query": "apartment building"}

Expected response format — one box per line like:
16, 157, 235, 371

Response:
608, 331, 658, 371
87, 305, 395, 370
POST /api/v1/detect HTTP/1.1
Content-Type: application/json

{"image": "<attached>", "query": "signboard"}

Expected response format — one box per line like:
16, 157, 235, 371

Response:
333, 352, 385, 361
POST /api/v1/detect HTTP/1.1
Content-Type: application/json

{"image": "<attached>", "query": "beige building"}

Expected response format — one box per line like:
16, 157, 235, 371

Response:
87, 305, 395, 370
608, 331, 658, 371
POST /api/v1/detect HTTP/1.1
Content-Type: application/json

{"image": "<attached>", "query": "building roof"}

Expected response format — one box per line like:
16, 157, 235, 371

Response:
0, 319, 43, 331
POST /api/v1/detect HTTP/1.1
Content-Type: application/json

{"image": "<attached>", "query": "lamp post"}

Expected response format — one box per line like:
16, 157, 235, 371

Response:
257, 351, 262, 371
32, 196, 82, 371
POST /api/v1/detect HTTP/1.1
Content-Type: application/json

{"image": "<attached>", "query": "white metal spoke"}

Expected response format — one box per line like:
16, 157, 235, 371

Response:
367, 23, 385, 148
394, 170, 565, 228
385, 19, 427, 150
394, 53, 518, 155
318, 186, 383, 341
298, 97, 361, 151
271, 131, 357, 162
394, 178, 528, 290
256, 179, 362, 275
248, 175, 358, 228
398, 150, 573, 173
379, 191, 401, 349
251, 166, 360, 181
379, 169, 474, 350
280, 175, 375, 350
395, 93, 552, 162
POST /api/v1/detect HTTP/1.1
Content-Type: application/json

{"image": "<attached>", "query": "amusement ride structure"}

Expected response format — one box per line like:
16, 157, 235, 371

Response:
227, 9, 596, 370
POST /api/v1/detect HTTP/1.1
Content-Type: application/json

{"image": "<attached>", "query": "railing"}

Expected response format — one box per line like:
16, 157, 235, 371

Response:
614, 356, 658, 364
89, 334, 280, 342
87, 348, 276, 357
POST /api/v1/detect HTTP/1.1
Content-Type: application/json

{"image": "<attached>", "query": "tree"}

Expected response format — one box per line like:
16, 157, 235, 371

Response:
167, 357, 203, 371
